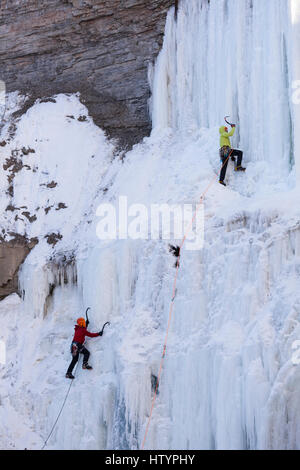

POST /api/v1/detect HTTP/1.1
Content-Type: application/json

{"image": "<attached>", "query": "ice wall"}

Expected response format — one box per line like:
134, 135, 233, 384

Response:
1, 102, 300, 451
1, 0, 300, 452
151, 0, 297, 178
290, 0, 300, 182
63, 134, 300, 450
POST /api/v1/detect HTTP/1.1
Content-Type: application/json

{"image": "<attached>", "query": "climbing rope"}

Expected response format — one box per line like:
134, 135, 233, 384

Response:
141, 151, 233, 449
41, 361, 79, 450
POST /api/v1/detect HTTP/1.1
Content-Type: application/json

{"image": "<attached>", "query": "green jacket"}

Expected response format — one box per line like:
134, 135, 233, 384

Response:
219, 126, 235, 148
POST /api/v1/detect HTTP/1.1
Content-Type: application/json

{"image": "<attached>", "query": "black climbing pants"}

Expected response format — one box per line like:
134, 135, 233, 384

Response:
67, 342, 90, 374
219, 147, 244, 182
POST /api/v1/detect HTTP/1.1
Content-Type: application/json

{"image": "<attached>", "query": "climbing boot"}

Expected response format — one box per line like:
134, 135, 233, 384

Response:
219, 181, 227, 187
235, 166, 246, 172
65, 372, 75, 379
82, 363, 93, 370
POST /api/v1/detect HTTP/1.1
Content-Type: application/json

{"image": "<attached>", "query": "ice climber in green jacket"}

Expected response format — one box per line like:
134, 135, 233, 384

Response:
219, 124, 246, 187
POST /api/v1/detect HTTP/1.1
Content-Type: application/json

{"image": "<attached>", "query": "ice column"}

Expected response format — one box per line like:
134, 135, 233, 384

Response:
151, 0, 296, 178
290, 0, 300, 183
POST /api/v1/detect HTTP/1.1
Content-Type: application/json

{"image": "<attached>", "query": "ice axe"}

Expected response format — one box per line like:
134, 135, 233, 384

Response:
100, 321, 110, 335
224, 116, 236, 127
85, 307, 110, 334
85, 307, 91, 327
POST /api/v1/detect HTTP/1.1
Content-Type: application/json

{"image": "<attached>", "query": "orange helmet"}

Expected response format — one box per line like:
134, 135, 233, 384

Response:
77, 317, 86, 328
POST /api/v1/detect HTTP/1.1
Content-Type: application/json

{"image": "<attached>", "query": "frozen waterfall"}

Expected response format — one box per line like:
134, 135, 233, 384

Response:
151, 0, 299, 180
1, 0, 300, 451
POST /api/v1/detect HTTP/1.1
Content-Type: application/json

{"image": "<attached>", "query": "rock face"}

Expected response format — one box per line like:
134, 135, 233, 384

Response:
0, 1, 175, 300
0, 237, 38, 300
0, 0, 174, 148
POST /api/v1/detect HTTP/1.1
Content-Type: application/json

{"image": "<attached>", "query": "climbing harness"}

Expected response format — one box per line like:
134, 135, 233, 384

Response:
70, 342, 79, 357
141, 151, 233, 449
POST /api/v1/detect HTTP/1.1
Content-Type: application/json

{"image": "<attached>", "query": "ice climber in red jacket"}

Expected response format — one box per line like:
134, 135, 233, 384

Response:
66, 317, 102, 379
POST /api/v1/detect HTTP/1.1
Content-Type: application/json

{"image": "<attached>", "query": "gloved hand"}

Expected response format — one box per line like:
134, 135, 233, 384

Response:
231, 124, 236, 128
98, 331, 103, 336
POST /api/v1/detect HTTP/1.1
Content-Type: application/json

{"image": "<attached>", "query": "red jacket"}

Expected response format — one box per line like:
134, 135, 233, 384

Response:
72, 325, 99, 344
